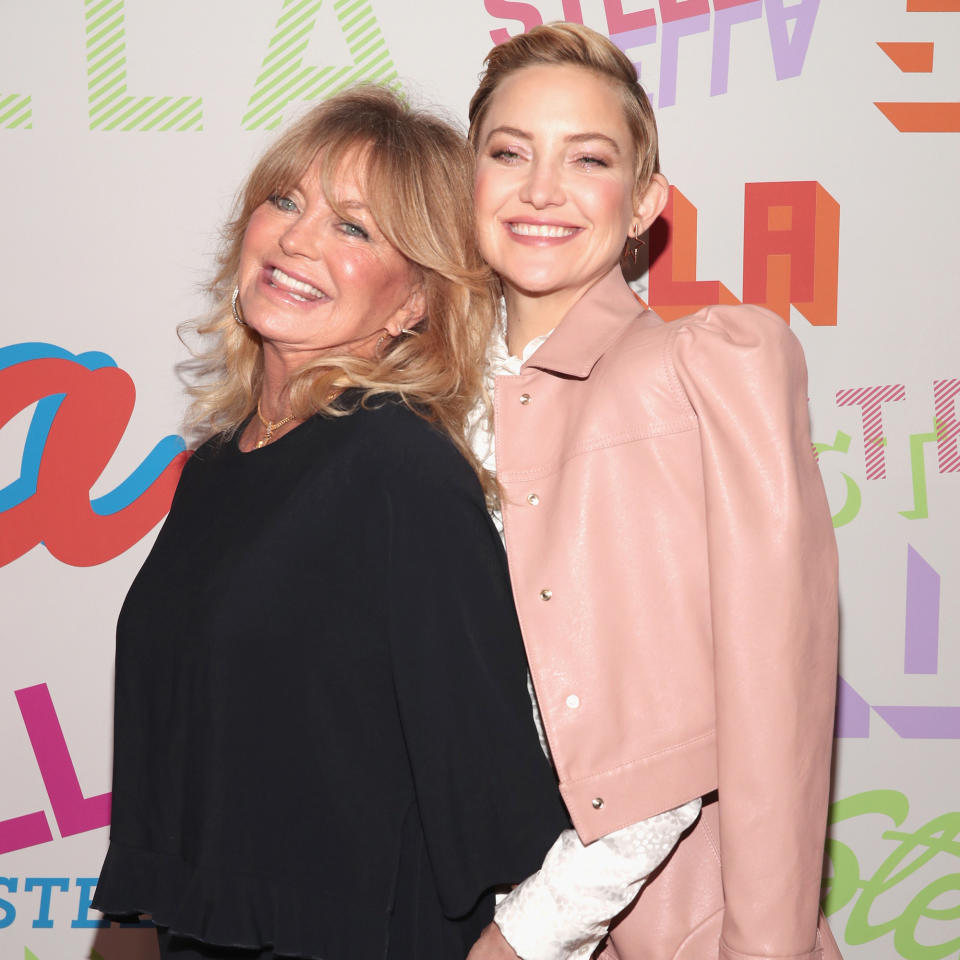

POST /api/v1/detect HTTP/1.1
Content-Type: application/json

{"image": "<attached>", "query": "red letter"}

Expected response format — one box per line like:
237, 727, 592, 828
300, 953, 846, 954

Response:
742, 181, 839, 326
0, 358, 187, 566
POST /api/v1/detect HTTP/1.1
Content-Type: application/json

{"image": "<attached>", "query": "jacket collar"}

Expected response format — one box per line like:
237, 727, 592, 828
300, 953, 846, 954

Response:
520, 265, 652, 378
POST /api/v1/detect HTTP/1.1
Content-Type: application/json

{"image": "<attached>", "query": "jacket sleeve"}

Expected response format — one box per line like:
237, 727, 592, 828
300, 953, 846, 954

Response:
670, 306, 838, 960
385, 434, 571, 921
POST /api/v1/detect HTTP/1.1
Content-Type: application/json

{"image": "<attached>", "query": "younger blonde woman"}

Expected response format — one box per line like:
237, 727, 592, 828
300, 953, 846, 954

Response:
466, 24, 841, 960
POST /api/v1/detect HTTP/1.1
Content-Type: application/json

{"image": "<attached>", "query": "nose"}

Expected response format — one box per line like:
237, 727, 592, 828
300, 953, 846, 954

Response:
278, 213, 322, 260
518, 157, 565, 209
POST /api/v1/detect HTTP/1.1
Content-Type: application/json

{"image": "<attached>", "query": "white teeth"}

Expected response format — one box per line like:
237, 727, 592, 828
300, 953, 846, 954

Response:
271, 267, 326, 299
509, 223, 577, 238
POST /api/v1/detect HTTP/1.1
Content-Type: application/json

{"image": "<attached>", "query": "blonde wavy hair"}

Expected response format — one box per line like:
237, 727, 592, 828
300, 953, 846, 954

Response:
182, 85, 499, 496
468, 22, 660, 192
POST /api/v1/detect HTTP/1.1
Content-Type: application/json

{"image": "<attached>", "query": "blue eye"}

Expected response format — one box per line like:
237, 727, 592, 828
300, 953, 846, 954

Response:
491, 149, 521, 162
339, 221, 369, 240
268, 194, 298, 212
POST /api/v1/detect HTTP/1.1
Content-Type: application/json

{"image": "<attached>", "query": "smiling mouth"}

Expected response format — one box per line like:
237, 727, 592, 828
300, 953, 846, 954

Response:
269, 267, 327, 302
508, 222, 579, 238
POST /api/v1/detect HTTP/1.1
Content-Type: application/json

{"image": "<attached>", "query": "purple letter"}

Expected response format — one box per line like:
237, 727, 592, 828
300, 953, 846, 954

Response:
659, 12, 711, 106
765, 0, 820, 80
712, 0, 762, 96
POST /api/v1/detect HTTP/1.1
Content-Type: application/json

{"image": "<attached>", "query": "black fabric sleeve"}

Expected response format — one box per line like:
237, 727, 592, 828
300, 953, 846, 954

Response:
385, 430, 570, 920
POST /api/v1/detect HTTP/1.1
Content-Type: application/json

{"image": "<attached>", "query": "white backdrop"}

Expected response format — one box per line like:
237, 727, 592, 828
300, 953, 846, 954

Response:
1, 1, 958, 958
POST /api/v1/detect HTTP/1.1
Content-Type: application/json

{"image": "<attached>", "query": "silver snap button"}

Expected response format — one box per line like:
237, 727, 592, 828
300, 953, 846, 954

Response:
527, 493, 540, 505
539, 589, 553, 601
592, 797, 604, 809
519, 393, 531, 405
565, 694, 580, 709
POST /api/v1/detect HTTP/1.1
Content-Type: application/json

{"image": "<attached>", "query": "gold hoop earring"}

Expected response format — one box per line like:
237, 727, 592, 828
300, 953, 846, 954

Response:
231, 286, 246, 326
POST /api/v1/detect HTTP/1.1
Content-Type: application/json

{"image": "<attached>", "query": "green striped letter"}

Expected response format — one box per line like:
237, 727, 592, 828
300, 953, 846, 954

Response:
0, 94, 31, 130
242, 0, 398, 131
86, 0, 203, 131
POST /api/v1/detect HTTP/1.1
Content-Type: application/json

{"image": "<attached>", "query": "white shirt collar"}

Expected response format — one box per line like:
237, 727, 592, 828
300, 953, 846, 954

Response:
486, 320, 555, 380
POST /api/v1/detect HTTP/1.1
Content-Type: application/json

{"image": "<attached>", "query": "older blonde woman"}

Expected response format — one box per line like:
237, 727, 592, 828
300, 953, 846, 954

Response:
92, 86, 569, 960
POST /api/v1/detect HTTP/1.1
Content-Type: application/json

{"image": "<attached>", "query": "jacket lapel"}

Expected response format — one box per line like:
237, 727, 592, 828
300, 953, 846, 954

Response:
521, 265, 659, 379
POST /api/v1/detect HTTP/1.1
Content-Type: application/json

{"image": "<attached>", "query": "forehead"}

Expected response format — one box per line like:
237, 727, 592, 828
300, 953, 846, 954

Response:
482, 63, 630, 142
296, 146, 370, 202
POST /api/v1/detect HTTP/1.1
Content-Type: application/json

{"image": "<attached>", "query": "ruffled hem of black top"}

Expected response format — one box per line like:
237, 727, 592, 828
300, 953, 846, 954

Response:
93, 841, 387, 959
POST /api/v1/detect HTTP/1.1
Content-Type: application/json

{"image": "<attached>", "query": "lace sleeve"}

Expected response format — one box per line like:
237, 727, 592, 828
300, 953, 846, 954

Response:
494, 797, 702, 960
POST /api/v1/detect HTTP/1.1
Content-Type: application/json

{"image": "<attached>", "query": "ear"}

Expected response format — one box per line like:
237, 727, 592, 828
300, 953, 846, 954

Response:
387, 283, 426, 337
632, 173, 669, 235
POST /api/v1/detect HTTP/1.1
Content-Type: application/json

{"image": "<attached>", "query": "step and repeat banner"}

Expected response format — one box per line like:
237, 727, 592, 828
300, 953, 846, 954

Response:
1, 1, 958, 958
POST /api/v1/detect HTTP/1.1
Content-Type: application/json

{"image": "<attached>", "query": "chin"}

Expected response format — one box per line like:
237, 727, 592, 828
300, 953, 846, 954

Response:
508, 271, 575, 297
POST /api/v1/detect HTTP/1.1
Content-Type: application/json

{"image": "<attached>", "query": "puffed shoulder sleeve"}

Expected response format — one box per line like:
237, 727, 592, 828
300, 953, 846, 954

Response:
385, 432, 570, 920
670, 307, 839, 960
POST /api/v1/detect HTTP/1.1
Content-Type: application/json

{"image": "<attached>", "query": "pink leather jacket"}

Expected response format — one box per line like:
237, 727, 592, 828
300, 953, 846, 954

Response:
493, 266, 841, 960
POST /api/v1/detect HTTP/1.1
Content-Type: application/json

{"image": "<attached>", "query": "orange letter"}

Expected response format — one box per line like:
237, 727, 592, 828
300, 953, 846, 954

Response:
647, 186, 740, 321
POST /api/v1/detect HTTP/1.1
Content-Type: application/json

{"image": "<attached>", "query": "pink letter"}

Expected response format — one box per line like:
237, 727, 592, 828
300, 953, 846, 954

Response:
485, 0, 543, 44
659, 0, 708, 23
835, 385, 906, 480
15, 684, 111, 837
0, 810, 53, 856
934, 378, 960, 473
604, 0, 657, 31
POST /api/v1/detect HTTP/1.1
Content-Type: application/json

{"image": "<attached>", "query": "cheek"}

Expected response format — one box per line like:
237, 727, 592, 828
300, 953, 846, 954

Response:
239, 212, 271, 275
585, 180, 634, 234
339, 250, 411, 309
473, 169, 502, 230
329, 244, 390, 298
336, 254, 362, 284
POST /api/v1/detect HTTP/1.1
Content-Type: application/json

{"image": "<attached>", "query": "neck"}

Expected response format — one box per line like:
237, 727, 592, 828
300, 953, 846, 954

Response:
259, 345, 295, 420
503, 280, 598, 358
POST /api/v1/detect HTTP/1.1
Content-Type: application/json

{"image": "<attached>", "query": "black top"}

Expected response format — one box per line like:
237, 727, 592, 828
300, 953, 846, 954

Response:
93, 397, 569, 959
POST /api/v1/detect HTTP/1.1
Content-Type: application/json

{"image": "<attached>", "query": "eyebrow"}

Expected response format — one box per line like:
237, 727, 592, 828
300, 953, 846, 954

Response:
485, 125, 621, 154
484, 125, 531, 144
566, 132, 621, 154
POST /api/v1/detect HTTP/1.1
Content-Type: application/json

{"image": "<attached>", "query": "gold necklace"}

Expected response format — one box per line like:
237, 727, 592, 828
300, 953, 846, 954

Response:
255, 399, 298, 449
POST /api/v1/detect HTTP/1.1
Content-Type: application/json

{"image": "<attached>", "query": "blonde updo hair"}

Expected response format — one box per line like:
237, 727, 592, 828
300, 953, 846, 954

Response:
468, 22, 660, 191
182, 84, 499, 495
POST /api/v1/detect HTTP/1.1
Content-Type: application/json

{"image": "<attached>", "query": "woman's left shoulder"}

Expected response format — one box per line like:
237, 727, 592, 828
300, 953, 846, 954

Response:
355, 397, 478, 494
662, 304, 811, 414
671, 303, 803, 360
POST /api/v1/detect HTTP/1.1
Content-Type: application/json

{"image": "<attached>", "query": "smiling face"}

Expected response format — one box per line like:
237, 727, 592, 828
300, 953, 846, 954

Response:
237, 155, 421, 371
474, 63, 655, 321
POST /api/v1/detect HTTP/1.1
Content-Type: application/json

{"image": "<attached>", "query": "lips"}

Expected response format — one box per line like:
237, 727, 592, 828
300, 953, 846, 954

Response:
267, 266, 328, 302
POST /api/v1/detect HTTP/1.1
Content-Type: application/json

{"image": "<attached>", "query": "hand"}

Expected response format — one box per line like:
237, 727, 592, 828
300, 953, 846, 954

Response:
466, 921, 522, 960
